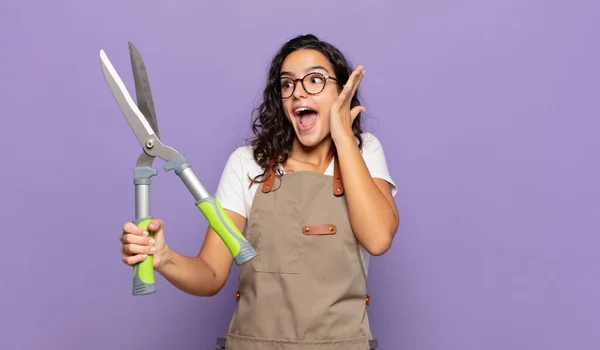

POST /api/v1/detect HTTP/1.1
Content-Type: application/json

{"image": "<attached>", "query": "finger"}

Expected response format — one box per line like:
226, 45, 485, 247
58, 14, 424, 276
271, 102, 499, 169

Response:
337, 83, 352, 104
121, 233, 155, 246
339, 66, 365, 104
123, 222, 145, 236
147, 218, 163, 232
348, 67, 365, 97
123, 243, 156, 256
350, 106, 367, 121
123, 253, 148, 266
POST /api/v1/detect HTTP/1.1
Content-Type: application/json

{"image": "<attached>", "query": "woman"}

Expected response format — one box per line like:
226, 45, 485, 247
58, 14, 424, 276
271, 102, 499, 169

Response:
119, 34, 399, 350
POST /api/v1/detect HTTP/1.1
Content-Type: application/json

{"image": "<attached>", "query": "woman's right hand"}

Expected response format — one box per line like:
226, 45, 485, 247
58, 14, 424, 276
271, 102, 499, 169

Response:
120, 219, 169, 271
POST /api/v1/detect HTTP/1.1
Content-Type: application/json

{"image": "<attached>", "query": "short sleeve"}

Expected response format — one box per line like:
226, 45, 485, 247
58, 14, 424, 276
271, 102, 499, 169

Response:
361, 133, 397, 197
215, 148, 247, 218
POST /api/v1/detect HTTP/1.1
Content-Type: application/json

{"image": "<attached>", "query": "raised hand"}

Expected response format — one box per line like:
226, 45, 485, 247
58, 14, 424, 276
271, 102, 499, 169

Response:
329, 65, 366, 142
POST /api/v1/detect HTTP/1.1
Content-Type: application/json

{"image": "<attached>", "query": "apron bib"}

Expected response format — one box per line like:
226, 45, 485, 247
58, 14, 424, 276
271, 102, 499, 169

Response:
223, 158, 376, 350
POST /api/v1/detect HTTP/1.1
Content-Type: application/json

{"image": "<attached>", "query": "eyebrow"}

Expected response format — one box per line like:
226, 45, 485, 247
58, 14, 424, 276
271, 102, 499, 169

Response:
280, 65, 330, 78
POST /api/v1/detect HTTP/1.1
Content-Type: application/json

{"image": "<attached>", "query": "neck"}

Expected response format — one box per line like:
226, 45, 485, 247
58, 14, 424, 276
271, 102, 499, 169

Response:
288, 136, 335, 168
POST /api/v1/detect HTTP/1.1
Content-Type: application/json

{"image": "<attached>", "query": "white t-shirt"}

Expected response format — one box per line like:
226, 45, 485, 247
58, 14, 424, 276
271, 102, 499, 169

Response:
215, 132, 397, 276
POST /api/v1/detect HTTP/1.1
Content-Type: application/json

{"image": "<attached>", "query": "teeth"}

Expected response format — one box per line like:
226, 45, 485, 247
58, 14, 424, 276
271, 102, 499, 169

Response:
295, 107, 313, 114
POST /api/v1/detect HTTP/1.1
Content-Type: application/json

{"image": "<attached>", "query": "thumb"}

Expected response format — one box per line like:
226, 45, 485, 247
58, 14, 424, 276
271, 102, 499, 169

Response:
350, 106, 366, 122
147, 218, 164, 235
147, 219, 166, 247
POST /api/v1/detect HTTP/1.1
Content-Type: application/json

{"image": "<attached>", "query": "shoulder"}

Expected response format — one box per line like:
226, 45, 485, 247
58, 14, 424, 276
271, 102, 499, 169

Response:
223, 145, 258, 169
220, 145, 264, 182
357, 132, 397, 197
216, 145, 261, 218
359, 132, 385, 156
226, 144, 254, 163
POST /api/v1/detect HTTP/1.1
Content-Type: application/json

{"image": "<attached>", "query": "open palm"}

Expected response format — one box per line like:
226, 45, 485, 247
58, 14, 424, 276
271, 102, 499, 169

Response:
330, 65, 366, 141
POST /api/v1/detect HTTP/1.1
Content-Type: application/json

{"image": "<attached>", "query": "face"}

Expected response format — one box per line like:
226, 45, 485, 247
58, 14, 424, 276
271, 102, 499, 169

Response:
279, 49, 340, 148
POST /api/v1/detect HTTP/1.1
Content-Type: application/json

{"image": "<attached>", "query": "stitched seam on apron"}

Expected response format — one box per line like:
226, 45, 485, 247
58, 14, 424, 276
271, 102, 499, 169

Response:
227, 333, 369, 344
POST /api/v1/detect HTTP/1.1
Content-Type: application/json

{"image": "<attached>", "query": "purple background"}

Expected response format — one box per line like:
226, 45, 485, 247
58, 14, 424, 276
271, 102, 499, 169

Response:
1, 0, 599, 349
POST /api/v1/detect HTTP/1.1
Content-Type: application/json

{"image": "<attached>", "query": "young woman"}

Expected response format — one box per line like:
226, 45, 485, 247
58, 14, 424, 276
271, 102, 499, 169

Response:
119, 34, 399, 350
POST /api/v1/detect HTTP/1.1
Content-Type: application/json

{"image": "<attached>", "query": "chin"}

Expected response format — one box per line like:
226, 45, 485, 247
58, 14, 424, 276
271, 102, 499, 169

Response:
296, 136, 320, 148
294, 128, 329, 148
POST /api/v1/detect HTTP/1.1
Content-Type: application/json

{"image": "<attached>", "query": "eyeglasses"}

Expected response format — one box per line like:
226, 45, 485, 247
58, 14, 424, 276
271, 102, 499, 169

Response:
279, 72, 338, 99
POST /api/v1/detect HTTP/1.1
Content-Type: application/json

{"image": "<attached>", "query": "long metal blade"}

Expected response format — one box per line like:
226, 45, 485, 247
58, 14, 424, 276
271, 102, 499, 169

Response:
128, 42, 160, 139
100, 49, 156, 147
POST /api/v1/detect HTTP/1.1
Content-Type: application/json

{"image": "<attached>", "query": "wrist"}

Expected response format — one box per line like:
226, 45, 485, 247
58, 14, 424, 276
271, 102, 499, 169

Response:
156, 244, 174, 274
332, 131, 356, 148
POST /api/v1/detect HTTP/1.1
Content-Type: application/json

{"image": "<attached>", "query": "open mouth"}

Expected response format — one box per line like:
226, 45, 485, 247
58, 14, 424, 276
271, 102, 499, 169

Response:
294, 107, 318, 132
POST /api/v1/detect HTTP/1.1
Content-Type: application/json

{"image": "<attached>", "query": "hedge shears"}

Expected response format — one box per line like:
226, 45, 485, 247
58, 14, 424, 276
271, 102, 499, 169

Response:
100, 42, 257, 296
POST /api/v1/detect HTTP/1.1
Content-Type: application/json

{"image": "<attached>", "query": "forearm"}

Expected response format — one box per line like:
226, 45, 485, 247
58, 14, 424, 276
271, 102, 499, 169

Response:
334, 135, 398, 255
156, 246, 223, 297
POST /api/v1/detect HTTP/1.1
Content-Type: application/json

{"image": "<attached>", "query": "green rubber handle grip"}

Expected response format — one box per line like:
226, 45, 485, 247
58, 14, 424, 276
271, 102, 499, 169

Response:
132, 217, 156, 295
196, 196, 257, 265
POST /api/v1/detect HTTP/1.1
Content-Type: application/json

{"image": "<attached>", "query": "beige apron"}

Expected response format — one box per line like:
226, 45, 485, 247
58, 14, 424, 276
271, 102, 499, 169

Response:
222, 158, 376, 350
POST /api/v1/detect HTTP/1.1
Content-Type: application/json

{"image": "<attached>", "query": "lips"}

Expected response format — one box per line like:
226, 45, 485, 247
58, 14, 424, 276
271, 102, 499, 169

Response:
294, 106, 318, 132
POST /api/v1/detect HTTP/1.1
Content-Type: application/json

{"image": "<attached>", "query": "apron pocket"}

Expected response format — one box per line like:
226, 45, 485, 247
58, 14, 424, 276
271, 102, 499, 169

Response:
247, 208, 302, 274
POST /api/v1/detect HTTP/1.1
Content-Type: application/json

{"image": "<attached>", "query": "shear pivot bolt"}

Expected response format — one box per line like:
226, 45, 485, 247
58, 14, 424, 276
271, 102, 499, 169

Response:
146, 140, 154, 149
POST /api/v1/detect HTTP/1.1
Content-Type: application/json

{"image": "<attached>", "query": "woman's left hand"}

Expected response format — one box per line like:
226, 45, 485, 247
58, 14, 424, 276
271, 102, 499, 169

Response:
330, 65, 366, 142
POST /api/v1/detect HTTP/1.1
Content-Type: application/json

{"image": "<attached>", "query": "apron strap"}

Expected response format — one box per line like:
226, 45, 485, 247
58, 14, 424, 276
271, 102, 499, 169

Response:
261, 157, 345, 196
261, 167, 277, 193
333, 157, 344, 196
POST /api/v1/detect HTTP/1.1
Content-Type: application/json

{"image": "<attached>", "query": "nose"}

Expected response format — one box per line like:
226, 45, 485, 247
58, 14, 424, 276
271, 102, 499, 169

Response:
291, 79, 308, 99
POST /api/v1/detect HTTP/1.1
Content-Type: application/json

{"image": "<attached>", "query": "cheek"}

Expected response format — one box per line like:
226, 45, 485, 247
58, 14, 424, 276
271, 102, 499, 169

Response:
281, 101, 293, 121
317, 88, 338, 108
314, 94, 337, 120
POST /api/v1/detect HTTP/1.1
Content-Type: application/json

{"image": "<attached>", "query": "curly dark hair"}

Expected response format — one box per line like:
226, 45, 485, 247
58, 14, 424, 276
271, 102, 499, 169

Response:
248, 34, 365, 185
